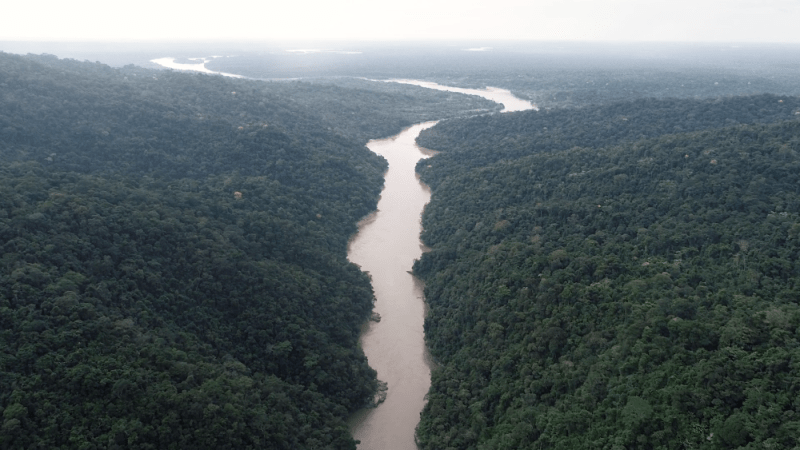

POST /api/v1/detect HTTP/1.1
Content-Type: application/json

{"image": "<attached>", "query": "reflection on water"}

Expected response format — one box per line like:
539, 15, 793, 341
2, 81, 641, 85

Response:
150, 57, 244, 78
347, 122, 438, 450
383, 79, 537, 112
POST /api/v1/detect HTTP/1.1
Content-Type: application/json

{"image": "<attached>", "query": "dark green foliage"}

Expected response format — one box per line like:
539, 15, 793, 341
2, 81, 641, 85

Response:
413, 96, 800, 449
0, 165, 376, 449
0, 51, 490, 449
416, 94, 800, 188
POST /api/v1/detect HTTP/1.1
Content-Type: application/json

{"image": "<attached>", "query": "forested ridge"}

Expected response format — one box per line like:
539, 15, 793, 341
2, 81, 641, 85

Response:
0, 51, 489, 449
413, 95, 800, 448
416, 94, 800, 187
250, 77, 500, 141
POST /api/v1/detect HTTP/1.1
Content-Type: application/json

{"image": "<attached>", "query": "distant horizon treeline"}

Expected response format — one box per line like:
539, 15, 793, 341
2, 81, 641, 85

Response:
203, 44, 800, 109
413, 94, 800, 449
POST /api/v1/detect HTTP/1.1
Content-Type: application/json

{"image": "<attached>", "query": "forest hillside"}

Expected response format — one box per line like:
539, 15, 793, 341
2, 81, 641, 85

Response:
0, 51, 489, 449
417, 94, 800, 185
414, 96, 800, 449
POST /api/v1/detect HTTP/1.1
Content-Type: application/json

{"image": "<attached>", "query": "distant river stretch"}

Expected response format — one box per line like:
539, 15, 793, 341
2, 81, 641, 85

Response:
149, 57, 537, 113
150, 57, 244, 78
383, 79, 536, 112
347, 82, 535, 450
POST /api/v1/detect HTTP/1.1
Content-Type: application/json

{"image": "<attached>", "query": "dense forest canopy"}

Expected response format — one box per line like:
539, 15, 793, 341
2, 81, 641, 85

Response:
5, 42, 800, 450
0, 51, 491, 449
416, 94, 800, 186
413, 94, 800, 448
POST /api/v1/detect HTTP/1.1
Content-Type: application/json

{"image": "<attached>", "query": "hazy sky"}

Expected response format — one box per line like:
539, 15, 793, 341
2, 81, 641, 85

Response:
2, 0, 799, 43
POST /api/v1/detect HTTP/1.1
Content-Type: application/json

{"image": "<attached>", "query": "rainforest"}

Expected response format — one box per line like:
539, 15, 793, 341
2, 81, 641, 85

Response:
2, 42, 800, 450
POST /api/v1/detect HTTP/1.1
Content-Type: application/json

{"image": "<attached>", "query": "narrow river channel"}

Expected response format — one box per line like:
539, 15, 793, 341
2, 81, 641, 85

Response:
347, 121, 438, 450
151, 54, 534, 448
347, 83, 534, 450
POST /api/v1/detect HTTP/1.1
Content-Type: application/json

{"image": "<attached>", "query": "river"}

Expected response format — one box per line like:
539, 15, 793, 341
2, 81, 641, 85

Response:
150, 54, 534, 448
347, 87, 534, 450
346, 121, 438, 450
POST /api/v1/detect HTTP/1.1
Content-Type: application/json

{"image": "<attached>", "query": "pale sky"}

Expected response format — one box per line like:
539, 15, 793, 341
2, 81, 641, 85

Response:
2, 0, 799, 43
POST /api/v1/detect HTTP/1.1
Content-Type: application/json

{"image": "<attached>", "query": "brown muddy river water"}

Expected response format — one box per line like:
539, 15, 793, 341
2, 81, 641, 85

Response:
347, 121, 438, 450
347, 82, 535, 449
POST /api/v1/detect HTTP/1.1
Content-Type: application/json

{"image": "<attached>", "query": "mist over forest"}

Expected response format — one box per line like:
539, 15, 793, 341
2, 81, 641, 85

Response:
2, 41, 800, 449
